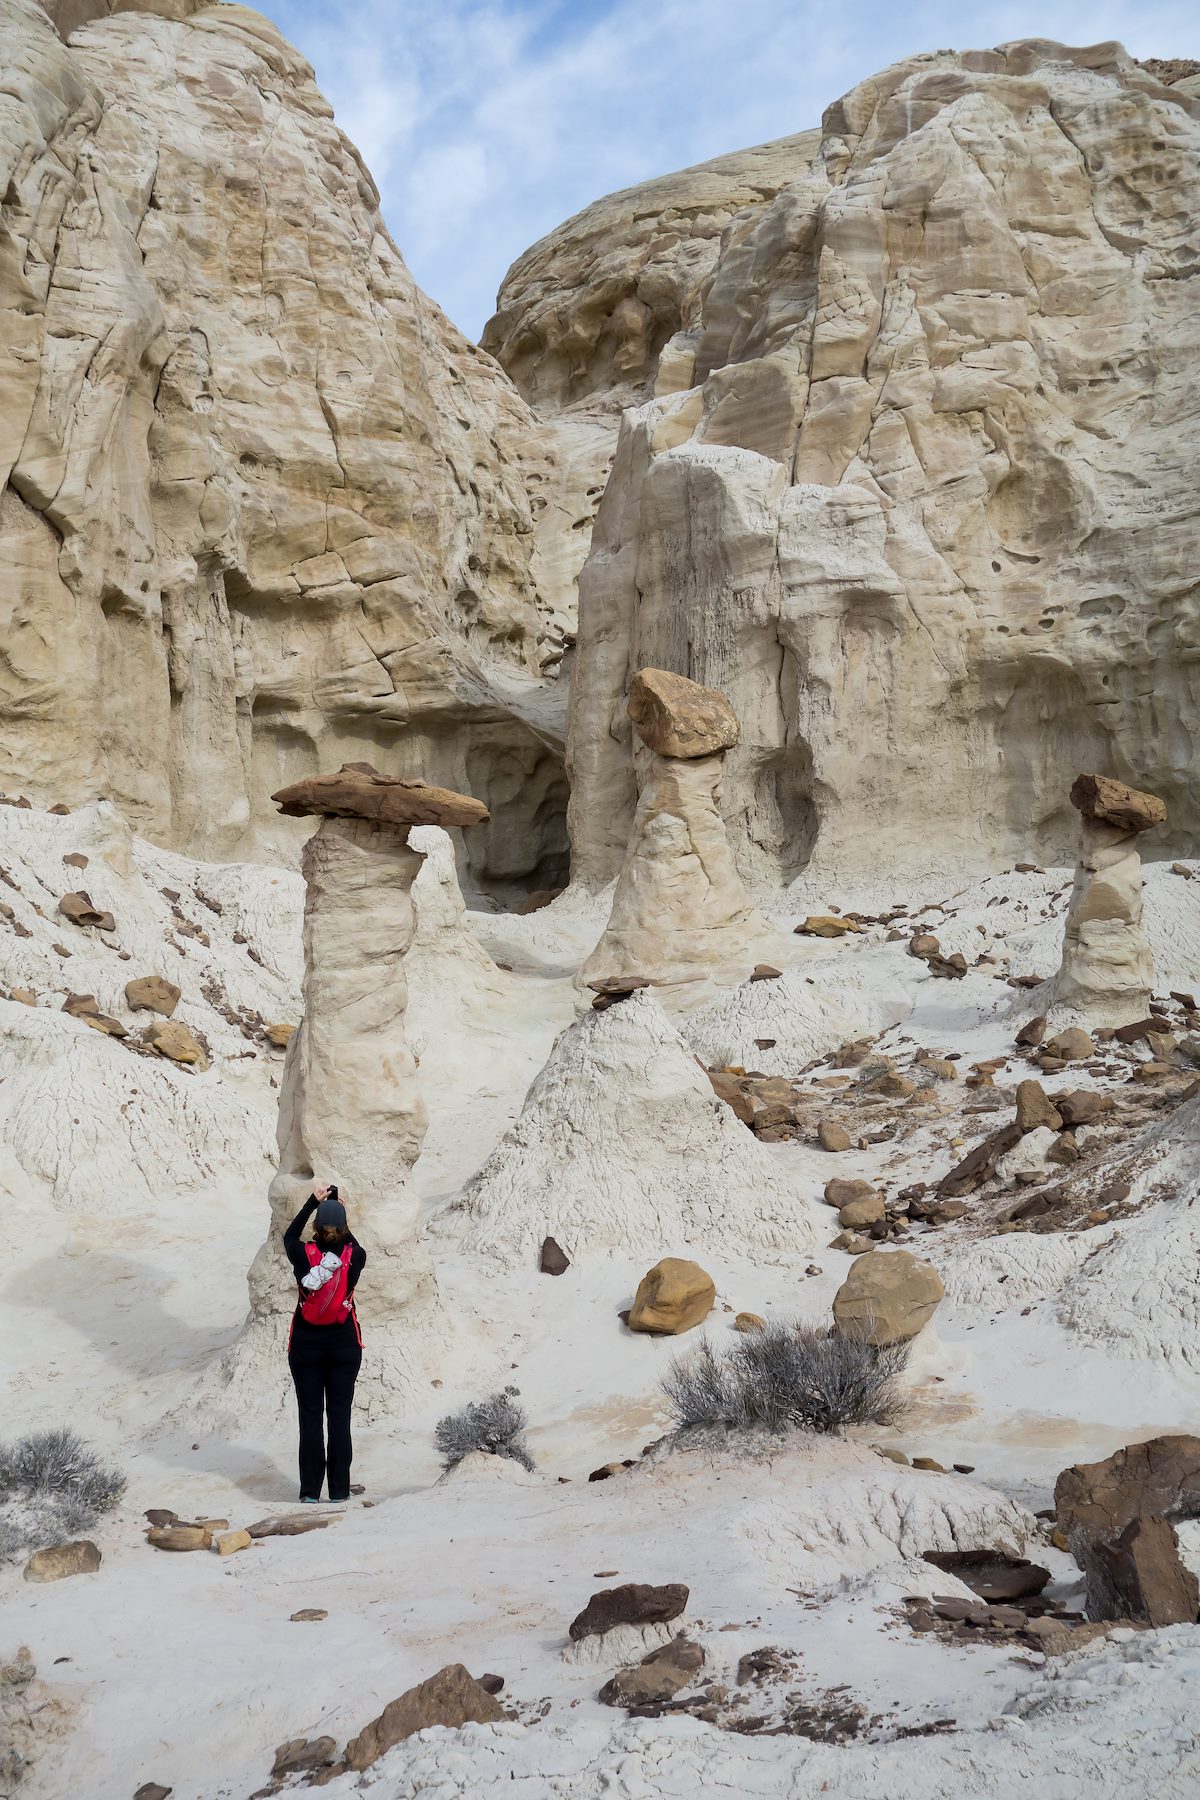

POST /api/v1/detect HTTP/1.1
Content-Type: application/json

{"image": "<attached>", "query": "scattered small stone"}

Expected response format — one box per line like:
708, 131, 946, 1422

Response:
1044, 1028, 1094, 1062
212, 1528, 253, 1557
476, 1673, 505, 1695
58, 890, 115, 930
539, 1236, 570, 1276
734, 1312, 765, 1333
912, 1457, 945, 1473
272, 1736, 338, 1777
146, 1526, 210, 1552
750, 964, 781, 982
266, 1021, 296, 1048
62, 851, 88, 869
144, 1020, 207, 1067
133, 1785, 173, 1800
290, 1609, 328, 1622
877, 1447, 910, 1465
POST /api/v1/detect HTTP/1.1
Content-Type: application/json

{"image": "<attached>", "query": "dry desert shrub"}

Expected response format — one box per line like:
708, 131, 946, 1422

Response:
662, 1320, 909, 1437
0, 1427, 125, 1560
434, 1388, 535, 1473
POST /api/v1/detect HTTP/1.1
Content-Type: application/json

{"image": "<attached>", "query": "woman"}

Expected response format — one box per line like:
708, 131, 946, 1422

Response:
283, 1183, 366, 1503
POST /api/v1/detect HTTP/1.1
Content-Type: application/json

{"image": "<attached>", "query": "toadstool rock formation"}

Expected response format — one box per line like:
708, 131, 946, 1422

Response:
225, 765, 487, 1415
1048, 775, 1165, 1028
581, 670, 789, 991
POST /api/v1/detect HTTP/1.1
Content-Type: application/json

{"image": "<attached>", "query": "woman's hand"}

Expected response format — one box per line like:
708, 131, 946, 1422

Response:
313, 1183, 331, 1202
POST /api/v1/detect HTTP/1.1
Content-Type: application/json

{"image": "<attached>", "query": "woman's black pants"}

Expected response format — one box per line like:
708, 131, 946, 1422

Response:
287, 1324, 362, 1501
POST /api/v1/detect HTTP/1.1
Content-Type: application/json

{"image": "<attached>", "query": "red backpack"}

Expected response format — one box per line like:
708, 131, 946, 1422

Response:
298, 1243, 353, 1325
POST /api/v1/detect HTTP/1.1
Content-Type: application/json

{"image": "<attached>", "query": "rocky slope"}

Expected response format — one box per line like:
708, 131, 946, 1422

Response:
483, 41, 1200, 895
0, 0, 570, 895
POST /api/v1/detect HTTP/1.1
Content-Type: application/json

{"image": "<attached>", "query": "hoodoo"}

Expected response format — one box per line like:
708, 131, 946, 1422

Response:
229, 764, 488, 1414
1049, 774, 1165, 1028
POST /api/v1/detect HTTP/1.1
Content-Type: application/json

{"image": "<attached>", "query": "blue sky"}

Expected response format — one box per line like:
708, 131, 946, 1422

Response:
266, 0, 1200, 342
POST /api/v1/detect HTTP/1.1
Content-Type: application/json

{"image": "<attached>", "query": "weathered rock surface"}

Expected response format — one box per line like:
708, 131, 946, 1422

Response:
22, 1539, 101, 1582
125, 975, 181, 1017
569, 1582, 689, 1642
560, 42, 1200, 894
580, 751, 788, 991
628, 1258, 716, 1335
1081, 1516, 1199, 1626
272, 764, 488, 831
222, 808, 444, 1417
627, 668, 740, 760
832, 1249, 944, 1345
344, 1664, 504, 1772
1050, 780, 1163, 1027
1055, 1436, 1200, 1543
457, 989, 825, 1264
599, 1636, 705, 1708
0, 0, 567, 893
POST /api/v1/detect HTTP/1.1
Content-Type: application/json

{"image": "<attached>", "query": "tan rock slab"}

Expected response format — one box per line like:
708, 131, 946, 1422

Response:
628, 1258, 716, 1335
344, 1664, 504, 1771
23, 1540, 101, 1582
817, 1120, 852, 1152
627, 668, 739, 760
798, 915, 862, 938
146, 1526, 210, 1551
1015, 1079, 1063, 1133
144, 1020, 207, 1068
734, 1312, 765, 1332
824, 1178, 877, 1209
272, 762, 488, 830
1069, 775, 1167, 833
1044, 1028, 1094, 1062
212, 1528, 252, 1556
838, 1193, 885, 1228
1055, 1435, 1200, 1543
266, 1022, 297, 1048
833, 1249, 944, 1346
125, 976, 181, 1017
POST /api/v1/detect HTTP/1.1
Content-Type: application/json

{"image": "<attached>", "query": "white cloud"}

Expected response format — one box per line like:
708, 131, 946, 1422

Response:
268, 0, 1200, 340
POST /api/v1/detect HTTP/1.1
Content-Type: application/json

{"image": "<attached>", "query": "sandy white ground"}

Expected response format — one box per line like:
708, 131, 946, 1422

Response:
2, 807, 1200, 1798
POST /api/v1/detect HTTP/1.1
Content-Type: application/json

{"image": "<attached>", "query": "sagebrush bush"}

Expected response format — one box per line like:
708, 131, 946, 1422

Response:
434, 1388, 535, 1473
661, 1321, 909, 1437
0, 1428, 125, 1561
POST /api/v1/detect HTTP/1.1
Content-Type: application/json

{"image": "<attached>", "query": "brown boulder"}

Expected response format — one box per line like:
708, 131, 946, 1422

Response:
273, 762, 488, 830
1055, 1435, 1200, 1542
125, 976, 181, 1017
922, 1550, 1050, 1602
750, 964, 782, 982
1081, 1516, 1199, 1626
344, 1665, 504, 1771
22, 1540, 101, 1583
540, 1236, 570, 1275
824, 1178, 877, 1210
628, 1259, 715, 1335
144, 1020, 207, 1068
1044, 1028, 1094, 1062
1015, 1079, 1063, 1133
146, 1526, 210, 1551
1056, 1090, 1115, 1127
908, 933, 940, 960
1069, 774, 1167, 833
832, 1249, 944, 1346
706, 1070, 755, 1125
266, 1021, 296, 1048
817, 1120, 852, 1152
734, 1312, 765, 1333
937, 1122, 1022, 1196
626, 668, 739, 760
58, 890, 115, 930
599, 1635, 705, 1707
1016, 1014, 1047, 1048
569, 1582, 689, 1642
62, 993, 126, 1037
838, 1192, 885, 1229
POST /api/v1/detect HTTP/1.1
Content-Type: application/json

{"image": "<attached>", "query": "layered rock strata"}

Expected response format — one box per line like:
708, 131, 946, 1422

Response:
0, 0, 567, 893
541, 41, 1200, 893
1049, 774, 1164, 1027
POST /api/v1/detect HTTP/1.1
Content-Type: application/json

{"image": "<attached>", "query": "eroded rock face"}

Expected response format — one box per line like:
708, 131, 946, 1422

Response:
559, 41, 1200, 893
0, 0, 566, 892
580, 752, 789, 990
1055, 1435, 1200, 1543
